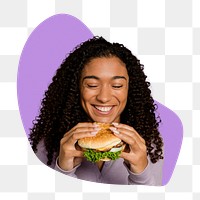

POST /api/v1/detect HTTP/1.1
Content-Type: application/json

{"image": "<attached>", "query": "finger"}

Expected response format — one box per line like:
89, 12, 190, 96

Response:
119, 129, 146, 151
64, 122, 98, 137
112, 122, 134, 131
66, 128, 99, 146
67, 126, 100, 138
110, 126, 143, 149
120, 151, 136, 161
112, 123, 145, 144
73, 150, 84, 158
111, 129, 141, 152
111, 127, 142, 145
61, 128, 98, 146
62, 123, 100, 143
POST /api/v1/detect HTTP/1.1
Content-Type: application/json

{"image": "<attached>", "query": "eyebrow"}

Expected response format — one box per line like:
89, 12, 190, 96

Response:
82, 75, 100, 81
82, 75, 127, 81
112, 76, 127, 80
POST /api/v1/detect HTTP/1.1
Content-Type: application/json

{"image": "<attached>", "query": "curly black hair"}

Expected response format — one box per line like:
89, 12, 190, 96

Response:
29, 36, 163, 166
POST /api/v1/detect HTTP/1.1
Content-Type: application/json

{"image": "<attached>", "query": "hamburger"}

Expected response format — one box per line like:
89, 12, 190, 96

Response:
78, 123, 126, 162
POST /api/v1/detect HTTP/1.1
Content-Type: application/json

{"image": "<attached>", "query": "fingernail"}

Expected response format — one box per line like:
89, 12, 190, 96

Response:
91, 131, 98, 135
113, 129, 120, 134
112, 122, 119, 126
109, 127, 116, 131
110, 127, 120, 134
93, 122, 99, 127
93, 127, 101, 131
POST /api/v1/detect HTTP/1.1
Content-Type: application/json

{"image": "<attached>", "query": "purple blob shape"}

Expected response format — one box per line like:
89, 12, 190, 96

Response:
17, 14, 183, 186
17, 14, 93, 135
155, 101, 183, 185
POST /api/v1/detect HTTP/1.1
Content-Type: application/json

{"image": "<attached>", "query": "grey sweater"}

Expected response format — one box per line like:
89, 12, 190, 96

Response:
35, 140, 163, 185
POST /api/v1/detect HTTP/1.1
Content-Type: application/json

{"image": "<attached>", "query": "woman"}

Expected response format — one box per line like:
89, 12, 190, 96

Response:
29, 36, 164, 185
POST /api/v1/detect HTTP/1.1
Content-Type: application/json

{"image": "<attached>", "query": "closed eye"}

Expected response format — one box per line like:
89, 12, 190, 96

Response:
87, 85, 98, 88
112, 85, 123, 88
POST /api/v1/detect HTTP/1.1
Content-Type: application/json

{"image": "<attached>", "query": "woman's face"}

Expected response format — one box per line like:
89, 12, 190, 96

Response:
80, 56, 129, 123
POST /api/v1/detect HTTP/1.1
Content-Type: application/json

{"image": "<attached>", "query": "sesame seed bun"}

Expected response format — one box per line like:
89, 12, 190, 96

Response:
78, 123, 121, 151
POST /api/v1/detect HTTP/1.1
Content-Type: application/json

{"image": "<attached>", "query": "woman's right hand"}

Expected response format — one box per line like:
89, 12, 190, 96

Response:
58, 122, 99, 171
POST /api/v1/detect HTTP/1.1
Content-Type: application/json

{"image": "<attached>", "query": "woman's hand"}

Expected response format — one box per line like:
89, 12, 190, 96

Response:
110, 123, 148, 174
58, 122, 99, 171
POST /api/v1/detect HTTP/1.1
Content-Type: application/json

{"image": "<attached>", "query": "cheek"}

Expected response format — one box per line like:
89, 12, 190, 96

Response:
80, 91, 87, 106
121, 96, 128, 106
80, 93, 89, 113
117, 89, 128, 103
80, 88, 95, 104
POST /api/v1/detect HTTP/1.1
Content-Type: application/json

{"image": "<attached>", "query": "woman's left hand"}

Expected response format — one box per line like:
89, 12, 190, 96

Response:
110, 123, 148, 174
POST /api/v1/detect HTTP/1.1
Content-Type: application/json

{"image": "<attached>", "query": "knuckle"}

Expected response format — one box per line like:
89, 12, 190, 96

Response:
130, 140, 136, 146
74, 127, 83, 133
60, 137, 66, 145
142, 138, 146, 144
142, 144, 147, 152
144, 145, 147, 151
135, 156, 140, 163
74, 127, 81, 134
62, 148, 69, 154
72, 133, 78, 140
77, 122, 81, 127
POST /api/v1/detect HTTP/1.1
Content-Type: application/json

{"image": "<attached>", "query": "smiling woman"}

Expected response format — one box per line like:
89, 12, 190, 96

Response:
80, 57, 129, 124
29, 36, 164, 185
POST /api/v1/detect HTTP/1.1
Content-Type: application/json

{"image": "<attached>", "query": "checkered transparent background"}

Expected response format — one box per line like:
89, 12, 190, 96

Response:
0, 0, 200, 199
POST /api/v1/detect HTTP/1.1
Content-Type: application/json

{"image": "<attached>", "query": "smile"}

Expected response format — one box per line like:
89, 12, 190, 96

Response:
94, 106, 113, 112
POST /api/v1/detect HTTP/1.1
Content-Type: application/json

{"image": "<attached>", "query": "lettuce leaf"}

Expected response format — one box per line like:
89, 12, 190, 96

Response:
84, 149, 121, 162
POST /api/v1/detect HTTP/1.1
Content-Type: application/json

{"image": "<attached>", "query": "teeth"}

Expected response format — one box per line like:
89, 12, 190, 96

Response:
95, 106, 112, 112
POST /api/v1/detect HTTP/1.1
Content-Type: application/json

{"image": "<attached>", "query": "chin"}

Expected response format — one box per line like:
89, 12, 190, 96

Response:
98, 119, 112, 123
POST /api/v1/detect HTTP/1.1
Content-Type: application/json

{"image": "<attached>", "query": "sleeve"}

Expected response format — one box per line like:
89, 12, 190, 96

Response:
33, 140, 80, 178
54, 157, 80, 178
124, 157, 163, 186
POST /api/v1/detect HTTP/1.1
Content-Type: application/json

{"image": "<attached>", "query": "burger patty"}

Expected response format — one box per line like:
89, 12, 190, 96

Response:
95, 141, 125, 152
114, 141, 124, 148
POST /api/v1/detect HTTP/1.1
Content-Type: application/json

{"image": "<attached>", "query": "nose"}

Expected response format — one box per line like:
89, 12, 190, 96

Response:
96, 86, 112, 103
